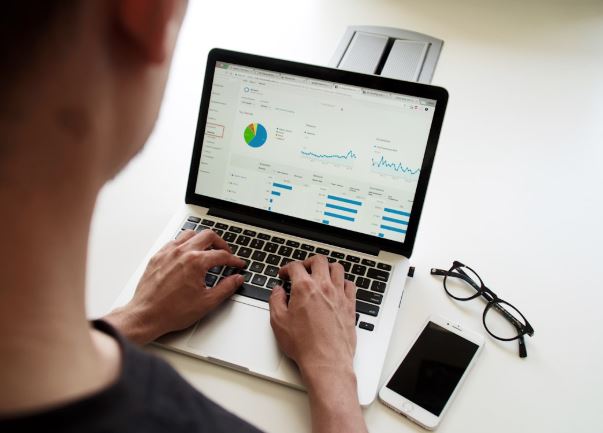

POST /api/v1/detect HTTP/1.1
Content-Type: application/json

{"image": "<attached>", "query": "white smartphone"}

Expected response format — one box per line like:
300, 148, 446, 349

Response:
379, 316, 484, 430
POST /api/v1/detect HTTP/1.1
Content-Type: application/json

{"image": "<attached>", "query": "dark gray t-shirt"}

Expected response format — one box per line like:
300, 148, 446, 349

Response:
0, 320, 263, 433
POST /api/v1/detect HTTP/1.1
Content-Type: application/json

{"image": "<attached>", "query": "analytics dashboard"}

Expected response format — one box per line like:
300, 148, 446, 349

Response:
195, 62, 436, 242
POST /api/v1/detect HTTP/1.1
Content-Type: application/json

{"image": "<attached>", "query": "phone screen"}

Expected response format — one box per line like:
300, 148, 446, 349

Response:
386, 321, 479, 416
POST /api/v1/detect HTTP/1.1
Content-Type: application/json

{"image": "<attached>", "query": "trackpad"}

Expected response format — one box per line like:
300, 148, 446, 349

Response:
186, 300, 283, 373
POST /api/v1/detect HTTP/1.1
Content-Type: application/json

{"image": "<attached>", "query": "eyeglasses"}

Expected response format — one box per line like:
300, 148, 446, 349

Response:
430, 261, 534, 358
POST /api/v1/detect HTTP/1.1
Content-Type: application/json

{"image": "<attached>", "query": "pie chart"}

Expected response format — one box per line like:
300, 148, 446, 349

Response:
244, 123, 267, 148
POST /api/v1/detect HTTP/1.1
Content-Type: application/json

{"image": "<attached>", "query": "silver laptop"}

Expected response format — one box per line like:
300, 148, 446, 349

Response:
113, 49, 448, 406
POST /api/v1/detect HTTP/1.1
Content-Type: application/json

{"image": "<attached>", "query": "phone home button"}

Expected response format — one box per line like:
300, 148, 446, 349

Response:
402, 401, 414, 413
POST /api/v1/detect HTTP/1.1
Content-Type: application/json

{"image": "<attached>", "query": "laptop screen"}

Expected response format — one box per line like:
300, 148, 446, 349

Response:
194, 61, 437, 243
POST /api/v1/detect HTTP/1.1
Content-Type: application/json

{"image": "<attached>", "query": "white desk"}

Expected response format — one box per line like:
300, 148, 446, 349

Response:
86, 0, 603, 431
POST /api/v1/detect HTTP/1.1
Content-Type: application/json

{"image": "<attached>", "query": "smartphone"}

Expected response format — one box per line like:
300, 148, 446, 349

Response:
379, 316, 484, 430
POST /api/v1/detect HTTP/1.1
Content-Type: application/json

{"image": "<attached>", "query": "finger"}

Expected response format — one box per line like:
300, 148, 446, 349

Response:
269, 286, 288, 321
303, 254, 331, 280
200, 249, 245, 270
182, 229, 230, 252
329, 262, 345, 289
207, 274, 244, 308
278, 260, 310, 281
173, 229, 196, 245
344, 280, 356, 302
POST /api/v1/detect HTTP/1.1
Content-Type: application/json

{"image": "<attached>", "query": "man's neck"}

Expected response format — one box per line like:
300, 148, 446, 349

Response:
0, 127, 121, 415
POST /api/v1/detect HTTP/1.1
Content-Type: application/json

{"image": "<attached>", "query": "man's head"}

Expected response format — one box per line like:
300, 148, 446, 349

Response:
0, 0, 187, 192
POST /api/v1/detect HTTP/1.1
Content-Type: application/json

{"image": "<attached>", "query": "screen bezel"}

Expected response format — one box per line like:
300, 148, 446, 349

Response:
185, 48, 448, 258
379, 317, 483, 429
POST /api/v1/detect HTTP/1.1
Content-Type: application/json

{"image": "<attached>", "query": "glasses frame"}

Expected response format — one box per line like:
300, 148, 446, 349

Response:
431, 261, 534, 358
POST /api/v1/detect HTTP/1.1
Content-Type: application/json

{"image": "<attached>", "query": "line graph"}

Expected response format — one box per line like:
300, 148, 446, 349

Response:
371, 155, 420, 178
300, 149, 357, 160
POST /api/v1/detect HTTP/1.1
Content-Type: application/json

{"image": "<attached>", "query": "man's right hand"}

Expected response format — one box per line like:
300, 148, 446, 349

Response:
269, 255, 368, 433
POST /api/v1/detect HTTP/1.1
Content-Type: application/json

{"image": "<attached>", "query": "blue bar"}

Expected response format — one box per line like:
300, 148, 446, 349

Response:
384, 208, 410, 217
324, 211, 355, 222
327, 195, 362, 206
378, 233, 384, 238
271, 191, 281, 196
272, 182, 292, 190
322, 220, 330, 224
380, 224, 407, 234
382, 216, 409, 225
326, 203, 358, 214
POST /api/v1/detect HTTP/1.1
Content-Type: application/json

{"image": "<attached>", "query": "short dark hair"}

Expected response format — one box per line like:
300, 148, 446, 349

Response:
0, 1, 77, 95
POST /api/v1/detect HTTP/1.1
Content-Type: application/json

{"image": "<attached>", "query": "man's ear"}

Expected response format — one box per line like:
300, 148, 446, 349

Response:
117, 0, 184, 64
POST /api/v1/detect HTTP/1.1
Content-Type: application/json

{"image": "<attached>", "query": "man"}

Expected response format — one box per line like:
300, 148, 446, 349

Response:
0, 1, 368, 433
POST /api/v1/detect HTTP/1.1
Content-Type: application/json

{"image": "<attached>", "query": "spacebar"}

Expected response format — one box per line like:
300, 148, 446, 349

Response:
236, 283, 272, 303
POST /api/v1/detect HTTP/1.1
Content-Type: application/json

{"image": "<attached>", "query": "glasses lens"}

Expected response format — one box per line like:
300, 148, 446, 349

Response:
443, 265, 482, 300
484, 300, 527, 340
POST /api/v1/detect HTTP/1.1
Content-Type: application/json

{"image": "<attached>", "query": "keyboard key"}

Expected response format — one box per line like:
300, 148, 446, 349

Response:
377, 262, 392, 271
205, 273, 218, 287
316, 248, 330, 255
223, 232, 237, 242
237, 283, 272, 303
371, 280, 386, 293
271, 236, 285, 244
238, 247, 252, 258
327, 257, 336, 263
251, 274, 268, 286
356, 289, 383, 305
182, 221, 196, 231
241, 259, 250, 269
351, 264, 367, 276
267, 278, 282, 289
361, 258, 376, 267
241, 271, 252, 282
229, 226, 242, 234
195, 225, 209, 233
359, 322, 374, 331
301, 244, 315, 252
201, 219, 215, 226
208, 265, 223, 274
187, 216, 201, 223
356, 277, 370, 289
345, 273, 355, 282
222, 267, 238, 276
263, 242, 278, 253
251, 250, 267, 261
277, 246, 293, 257
280, 257, 293, 267
214, 229, 224, 236
258, 233, 271, 240
283, 280, 292, 292
367, 268, 390, 282
355, 313, 360, 325
228, 244, 239, 254
235, 235, 251, 246
339, 261, 352, 272
330, 251, 345, 259
286, 240, 300, 248
266, 254, 280, 265
292, 249, 307, 260
250, 238, 265, 250
346, 255, 360, 263
264, 265, 279, 277
215, 223, 228, 230
356, 301, 379, 317
243, 229, 257, 237
250, 261, 265, 273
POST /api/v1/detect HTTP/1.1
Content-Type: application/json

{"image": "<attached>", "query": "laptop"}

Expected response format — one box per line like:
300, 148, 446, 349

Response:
113, 48, 448, 406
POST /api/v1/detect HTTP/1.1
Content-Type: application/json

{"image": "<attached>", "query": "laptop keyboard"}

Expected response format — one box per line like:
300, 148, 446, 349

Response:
179, 216, 393, 332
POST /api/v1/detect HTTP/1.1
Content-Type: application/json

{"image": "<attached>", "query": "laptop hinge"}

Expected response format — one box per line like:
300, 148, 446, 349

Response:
208, 208, 380, 256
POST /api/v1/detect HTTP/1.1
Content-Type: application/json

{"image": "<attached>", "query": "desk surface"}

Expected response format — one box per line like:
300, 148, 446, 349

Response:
86, 0, 603, 431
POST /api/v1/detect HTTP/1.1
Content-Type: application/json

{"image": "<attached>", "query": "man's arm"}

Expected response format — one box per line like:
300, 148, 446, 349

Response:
270, 256, 368, 433
104, 229, 244, 345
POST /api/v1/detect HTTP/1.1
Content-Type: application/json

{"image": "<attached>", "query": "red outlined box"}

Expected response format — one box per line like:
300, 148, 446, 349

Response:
205, 123, 225, 138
